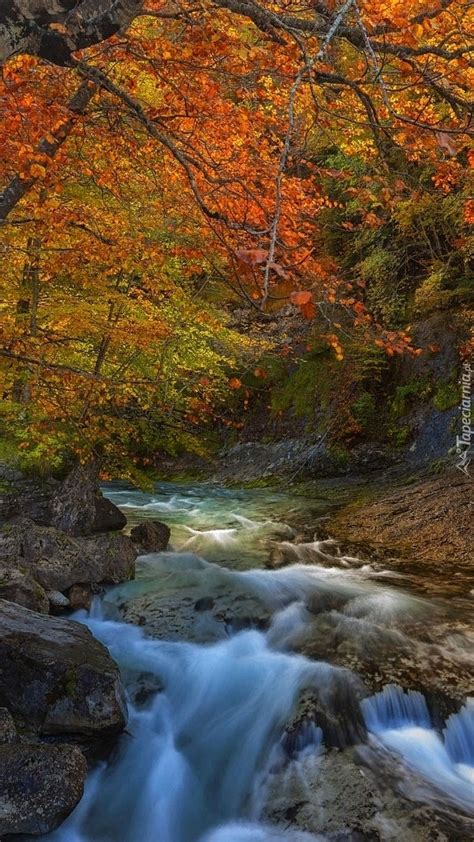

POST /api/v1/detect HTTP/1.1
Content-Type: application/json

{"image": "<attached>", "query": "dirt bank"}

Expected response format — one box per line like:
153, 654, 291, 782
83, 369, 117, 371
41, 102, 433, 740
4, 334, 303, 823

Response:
325, 469, 473, 597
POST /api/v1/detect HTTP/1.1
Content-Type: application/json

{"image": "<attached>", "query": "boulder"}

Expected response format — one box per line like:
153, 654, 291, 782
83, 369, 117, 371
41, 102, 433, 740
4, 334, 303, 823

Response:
0, 599, 127, 740
0, 463, 126, 536
50, 462, 126, 536
0, 519, 136, 596
0, 464, 57, 527
91, 494, 127, 533
82, 532, 136, 583
0, 742, 87, 837
0, 567, 49, 614
47, 589, 71, 612
68, 583, 92, 611
130, 520, 171, 553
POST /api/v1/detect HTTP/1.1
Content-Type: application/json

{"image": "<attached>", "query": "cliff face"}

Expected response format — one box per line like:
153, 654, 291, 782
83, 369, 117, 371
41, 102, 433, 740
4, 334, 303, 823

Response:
217, 309, 468, 484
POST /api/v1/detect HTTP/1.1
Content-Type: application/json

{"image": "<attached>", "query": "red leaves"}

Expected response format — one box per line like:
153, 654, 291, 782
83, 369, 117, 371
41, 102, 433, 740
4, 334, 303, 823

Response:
376, 330, 417, 357
464, 200, 474, 225
290, 290, 315, 319
235, 249, 287, 279
235, 248, 268, 266
291, 290, 312, 306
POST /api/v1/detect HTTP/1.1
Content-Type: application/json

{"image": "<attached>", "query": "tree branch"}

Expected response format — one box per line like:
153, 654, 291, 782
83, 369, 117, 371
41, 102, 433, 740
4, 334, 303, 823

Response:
0, 80, 96, 221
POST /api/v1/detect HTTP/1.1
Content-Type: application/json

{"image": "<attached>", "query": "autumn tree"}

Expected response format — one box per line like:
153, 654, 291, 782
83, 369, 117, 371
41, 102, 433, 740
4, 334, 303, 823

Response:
0, 0, 472, 473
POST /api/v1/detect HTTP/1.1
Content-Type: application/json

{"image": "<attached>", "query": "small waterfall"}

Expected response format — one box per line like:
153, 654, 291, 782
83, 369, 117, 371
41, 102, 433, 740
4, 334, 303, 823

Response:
47, 612, 344, 842
443, 700, 474, 767
361, 685, 432, 732
362, 686, 474, 815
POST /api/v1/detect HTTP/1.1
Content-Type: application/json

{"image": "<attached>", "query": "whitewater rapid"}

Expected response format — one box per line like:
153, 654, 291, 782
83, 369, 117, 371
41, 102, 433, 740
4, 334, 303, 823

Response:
42, 483, 474, 841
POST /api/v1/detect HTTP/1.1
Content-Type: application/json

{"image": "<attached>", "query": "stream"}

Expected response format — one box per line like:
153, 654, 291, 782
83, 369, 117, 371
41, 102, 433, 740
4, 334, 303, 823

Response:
44, 482, 474, 841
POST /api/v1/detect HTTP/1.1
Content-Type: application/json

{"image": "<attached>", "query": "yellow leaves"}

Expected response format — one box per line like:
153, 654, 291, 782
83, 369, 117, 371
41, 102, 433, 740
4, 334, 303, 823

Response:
325, 333, 344, 361
29, 163, 46, 178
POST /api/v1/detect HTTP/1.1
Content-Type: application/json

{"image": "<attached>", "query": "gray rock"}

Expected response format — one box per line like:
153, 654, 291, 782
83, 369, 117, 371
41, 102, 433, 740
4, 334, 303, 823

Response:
91, 494, 127, 533
283, 683, 367, 750
262, 746, 454, 841
0, 465, 57, 527
0, 599, 127, 740
51, 462, 126, 536
119, 581, 269, 644
47, 590, 70, 610
0, 742, 87, 836
68, 583, 92, 611
0, 708, 17, 744
82, 532, 136, 584
130, 520, 171, 552
0, 567, 49, 614
0, 462, 126, 536
0, 518, 136, 595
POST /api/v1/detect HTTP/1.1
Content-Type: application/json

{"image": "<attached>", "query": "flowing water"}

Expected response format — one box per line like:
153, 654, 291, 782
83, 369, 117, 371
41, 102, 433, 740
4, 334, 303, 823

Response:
43, 482, 473, 841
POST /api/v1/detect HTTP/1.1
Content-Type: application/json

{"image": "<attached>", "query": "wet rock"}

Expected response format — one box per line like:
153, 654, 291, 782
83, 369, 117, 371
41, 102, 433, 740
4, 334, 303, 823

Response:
0, 599, 127, 741
130, 520, 171, 553
121, 671, 163, 708
68, 583, 92, 611
120, 585, 270, 644
194, 596, 215, 612
298, 609, 474, 721
285, 681, 367, 750
0, 708, 17, 744
267, 539, 343, 570
327, 471, 472, 594
0, 742, 87, 837
262, 746, 455, 841
355, 739, 474, 838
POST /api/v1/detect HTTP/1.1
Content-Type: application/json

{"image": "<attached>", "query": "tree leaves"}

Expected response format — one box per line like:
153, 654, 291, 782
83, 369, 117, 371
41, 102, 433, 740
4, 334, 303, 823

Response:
290, 290, 315, 319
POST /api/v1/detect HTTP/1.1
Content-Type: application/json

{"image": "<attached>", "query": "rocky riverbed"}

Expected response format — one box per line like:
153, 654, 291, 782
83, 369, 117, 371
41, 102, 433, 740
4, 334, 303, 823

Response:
0, 472, 472, 841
